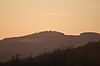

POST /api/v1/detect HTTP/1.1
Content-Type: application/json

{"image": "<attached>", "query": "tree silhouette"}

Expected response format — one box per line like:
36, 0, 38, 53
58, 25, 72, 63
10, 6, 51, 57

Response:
1, 41, 100, 66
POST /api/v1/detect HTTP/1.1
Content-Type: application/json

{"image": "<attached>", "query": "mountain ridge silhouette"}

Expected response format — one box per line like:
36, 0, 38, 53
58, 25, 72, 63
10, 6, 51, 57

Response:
2, 31, 100, 41
0, 31, 100, 62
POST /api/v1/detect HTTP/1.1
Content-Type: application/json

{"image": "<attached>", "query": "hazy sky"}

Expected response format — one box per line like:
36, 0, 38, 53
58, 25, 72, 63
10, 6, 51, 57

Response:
0, 0, 100, 39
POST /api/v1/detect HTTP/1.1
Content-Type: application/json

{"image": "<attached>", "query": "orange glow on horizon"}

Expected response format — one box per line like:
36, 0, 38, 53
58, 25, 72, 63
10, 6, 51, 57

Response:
0, 0, 100, 39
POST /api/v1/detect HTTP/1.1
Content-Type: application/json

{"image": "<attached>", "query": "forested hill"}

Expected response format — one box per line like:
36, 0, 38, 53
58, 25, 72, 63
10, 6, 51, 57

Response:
0, 41, 100, 66
0, 31, 100, 62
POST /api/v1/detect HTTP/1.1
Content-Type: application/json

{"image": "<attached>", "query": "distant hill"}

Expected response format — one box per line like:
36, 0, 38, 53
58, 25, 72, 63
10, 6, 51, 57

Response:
0, 31, 100, 62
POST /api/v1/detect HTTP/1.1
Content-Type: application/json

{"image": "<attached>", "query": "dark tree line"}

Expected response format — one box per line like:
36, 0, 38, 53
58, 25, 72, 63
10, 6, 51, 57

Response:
0, 41, 100, 66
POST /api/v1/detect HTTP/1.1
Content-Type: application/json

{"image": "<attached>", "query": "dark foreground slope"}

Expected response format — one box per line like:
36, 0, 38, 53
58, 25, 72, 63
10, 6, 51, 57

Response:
0, 31, 100, 62
1, 41, 100, 66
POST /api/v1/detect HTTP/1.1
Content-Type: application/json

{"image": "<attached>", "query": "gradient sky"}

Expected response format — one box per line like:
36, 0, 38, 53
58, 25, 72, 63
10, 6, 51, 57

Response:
0, 0, 100, 39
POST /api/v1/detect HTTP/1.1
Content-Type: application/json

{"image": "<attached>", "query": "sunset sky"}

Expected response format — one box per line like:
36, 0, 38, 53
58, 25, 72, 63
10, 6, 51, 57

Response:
0, 0, 100, 39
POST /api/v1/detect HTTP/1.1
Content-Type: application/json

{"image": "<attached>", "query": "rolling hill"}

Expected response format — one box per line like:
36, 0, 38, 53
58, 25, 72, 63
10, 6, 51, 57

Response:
0, 31, 100, 62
